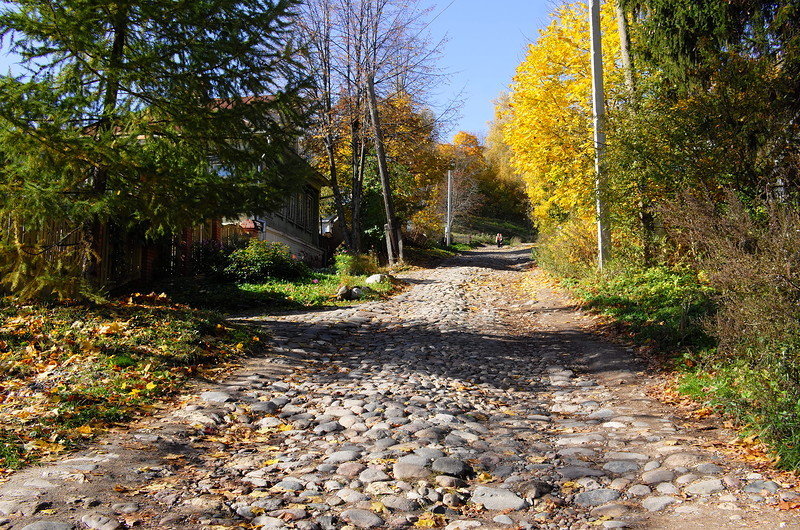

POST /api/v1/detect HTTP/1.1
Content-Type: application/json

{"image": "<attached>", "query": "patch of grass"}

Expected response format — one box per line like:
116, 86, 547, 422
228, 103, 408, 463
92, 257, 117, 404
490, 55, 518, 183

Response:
569, 266, 715, 352
0, 431, 26, 469
403, 246, 457, 268
0, 295, 267, 471
155, 269, 397, 312
241, 270, 394, 307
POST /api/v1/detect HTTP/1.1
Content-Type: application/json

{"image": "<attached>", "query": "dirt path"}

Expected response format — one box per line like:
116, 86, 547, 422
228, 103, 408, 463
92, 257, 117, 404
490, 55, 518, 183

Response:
1, 247, 798, 529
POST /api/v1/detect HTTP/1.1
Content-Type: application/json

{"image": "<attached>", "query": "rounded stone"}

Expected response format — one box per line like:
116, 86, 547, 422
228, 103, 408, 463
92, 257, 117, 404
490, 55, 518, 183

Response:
641, 469, 675, 485
431, 457, 472, 477
602, 461, 640, 474
641, 496, 679, 512
470, 486, 527, 511
341, 509, 384, 528
573, 489, 621, 507
685, 478, 724, 496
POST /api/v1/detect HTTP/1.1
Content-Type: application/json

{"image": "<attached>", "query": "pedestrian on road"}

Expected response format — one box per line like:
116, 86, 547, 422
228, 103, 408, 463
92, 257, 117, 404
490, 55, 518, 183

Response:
496, 233, 504, 248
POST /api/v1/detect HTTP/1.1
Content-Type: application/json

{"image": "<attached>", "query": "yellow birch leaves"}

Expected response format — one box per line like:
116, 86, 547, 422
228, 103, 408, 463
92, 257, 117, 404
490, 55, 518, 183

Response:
502, 1, 624, 227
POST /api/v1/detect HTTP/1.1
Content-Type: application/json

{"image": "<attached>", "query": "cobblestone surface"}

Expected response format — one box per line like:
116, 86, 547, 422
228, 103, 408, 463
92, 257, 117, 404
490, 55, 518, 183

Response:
1, 247, 798, 529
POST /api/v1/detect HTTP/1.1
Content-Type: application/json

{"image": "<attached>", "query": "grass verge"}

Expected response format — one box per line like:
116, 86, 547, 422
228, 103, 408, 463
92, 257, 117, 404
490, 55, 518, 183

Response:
158, 270, 397, 312
564, 266, 715, 354
0, 294, 266, 472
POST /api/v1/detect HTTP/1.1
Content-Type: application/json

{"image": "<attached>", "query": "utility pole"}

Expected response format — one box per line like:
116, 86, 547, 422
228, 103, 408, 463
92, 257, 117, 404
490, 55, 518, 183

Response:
590, 0, 610, 269
445, 169, 453, 246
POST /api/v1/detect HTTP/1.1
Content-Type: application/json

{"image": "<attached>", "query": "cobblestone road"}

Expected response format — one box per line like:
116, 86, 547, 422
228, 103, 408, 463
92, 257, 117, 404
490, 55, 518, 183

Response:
1, 247, 798, 529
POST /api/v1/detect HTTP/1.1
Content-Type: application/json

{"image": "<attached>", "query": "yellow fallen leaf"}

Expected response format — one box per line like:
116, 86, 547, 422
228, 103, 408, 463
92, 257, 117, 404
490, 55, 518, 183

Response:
98, 322, 125, 335
76, 425, 93, 436
414, 513, 445, 528
249, 491, 272, 498
145, 382, 157, 391
371, 501, 388, 514
263, 459, 280, 466
277, 424, 293, 432
476, 472, 493, 483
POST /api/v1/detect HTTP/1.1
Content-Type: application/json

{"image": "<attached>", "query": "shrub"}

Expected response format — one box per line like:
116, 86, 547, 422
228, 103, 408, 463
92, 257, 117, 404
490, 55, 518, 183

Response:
574, 266, 715, 351
189, 239, 245, 280
664, 192, 800, 467
225, 240, 308, 283
334, 253, 380, 276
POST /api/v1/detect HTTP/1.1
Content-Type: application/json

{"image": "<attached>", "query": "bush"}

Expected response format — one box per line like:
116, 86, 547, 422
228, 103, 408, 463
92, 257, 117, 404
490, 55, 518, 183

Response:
334, 253, 380, 276
225, 240, 308, 283
189, 239, 246, 280
664, 192, 800, 467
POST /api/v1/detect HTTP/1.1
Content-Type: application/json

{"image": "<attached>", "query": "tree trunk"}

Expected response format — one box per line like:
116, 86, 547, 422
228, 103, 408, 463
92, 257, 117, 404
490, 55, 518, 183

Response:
324, 137, 350, 250
616, 3, 635, 93
351, 141, 367, 252
89, 7, 128, 283
365, 74, 402, 264
616, 2, 654, 265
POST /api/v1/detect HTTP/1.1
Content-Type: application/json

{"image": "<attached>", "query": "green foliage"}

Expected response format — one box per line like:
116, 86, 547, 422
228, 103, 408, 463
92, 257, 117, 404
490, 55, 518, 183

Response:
663, 194, 800, 468
571, 267, 715, 352
0, 0, 310, 298
189, 239, 247, 281
0, 239, 96, 301
225, 240, 309, 283
0, 431, 25, 469
158, 269, 394, 311
531, 219, 597, 279
334, 253, 381, 276
678, 357, 800, 469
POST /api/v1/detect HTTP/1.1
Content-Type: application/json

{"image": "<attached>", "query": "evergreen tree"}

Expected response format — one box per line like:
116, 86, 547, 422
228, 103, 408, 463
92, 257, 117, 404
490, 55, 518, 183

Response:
0, 0, 309, 297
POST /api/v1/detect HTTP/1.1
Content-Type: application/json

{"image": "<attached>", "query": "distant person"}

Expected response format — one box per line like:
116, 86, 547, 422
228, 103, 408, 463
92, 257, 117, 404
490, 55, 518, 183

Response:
496, 233, 504, 248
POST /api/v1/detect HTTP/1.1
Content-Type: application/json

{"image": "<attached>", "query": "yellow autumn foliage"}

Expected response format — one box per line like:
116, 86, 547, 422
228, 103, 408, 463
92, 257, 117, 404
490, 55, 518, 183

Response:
503, 1, 625, 228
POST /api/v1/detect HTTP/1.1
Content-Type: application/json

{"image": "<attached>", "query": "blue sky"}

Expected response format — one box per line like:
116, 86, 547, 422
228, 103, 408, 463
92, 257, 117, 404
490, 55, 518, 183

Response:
425, 0, 552, 139
0, 0, 554, 140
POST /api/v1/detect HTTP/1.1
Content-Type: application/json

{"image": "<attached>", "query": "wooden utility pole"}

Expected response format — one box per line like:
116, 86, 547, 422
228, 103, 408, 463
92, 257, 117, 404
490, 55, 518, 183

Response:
590, 0, 610, 269
366, 74, 403, 265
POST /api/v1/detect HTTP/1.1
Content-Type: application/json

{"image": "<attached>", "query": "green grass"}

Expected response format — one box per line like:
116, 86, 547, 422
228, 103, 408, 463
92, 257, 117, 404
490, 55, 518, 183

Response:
567, 266, 715, 352
0, 432, 25, 469
677, 356, 800, 469
240, 271, 394, 307
156, 269, 396, 312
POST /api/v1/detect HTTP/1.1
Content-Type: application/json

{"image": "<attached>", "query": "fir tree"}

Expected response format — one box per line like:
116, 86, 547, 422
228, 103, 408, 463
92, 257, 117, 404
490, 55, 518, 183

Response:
0, 0, 309, 298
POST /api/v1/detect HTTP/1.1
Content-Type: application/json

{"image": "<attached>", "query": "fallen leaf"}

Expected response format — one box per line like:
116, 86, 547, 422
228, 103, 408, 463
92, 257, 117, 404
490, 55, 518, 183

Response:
75, 425, 93, 436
